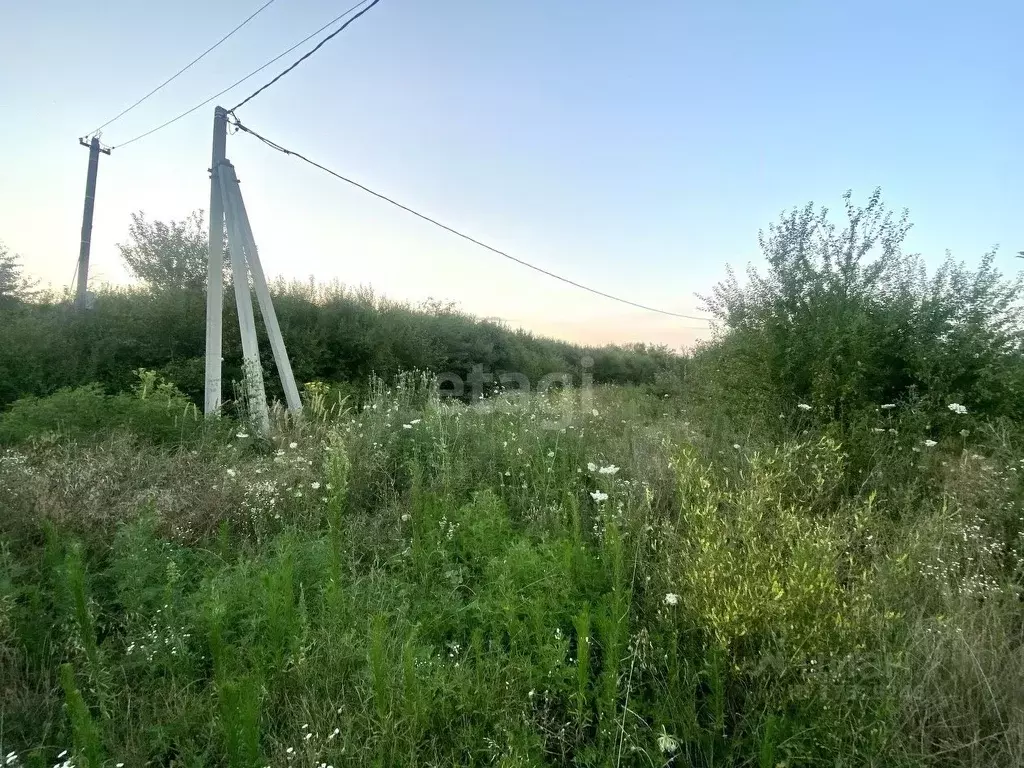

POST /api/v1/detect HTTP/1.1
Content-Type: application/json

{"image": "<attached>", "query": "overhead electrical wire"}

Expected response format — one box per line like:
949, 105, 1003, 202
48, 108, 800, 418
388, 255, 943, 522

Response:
111, 0, 373, 149
228, 116, 714, 323
101, 0, 711, 323
83, 0, 280, 139
230, 0, 382, 112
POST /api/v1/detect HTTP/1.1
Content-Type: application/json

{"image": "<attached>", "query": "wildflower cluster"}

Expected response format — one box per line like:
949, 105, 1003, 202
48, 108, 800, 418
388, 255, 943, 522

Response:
125, 604, 194, 663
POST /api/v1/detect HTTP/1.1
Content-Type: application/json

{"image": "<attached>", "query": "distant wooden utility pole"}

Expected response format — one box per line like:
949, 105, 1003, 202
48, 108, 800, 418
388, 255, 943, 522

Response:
204, 106, 301, 433
76, 136, 111, 308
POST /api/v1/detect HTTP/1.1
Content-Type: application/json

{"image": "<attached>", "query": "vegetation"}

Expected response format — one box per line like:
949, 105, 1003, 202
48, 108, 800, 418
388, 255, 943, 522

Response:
1, 192, 1022, 766
0, 241, 36, 305
0, 220, 684, 412
116, 211, 222, 293
698, 190, 1024, 427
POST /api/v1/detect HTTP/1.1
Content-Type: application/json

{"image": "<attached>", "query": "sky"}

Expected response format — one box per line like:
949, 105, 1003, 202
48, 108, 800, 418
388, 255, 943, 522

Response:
1, 0, 1021, 350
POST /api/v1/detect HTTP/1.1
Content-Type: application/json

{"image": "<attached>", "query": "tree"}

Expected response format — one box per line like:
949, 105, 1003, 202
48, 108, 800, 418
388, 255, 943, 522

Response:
118, 210, 227, 292
0, 241, 36, 304
698, 189, 1024, 422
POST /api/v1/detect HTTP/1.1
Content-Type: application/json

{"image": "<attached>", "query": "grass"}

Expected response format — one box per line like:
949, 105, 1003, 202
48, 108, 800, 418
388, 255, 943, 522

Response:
1, 373, 1022, 767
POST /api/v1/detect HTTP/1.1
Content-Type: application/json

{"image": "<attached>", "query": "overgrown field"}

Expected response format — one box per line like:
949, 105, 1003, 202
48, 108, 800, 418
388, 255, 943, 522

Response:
2, 372, 1022, 767
3, 190, 1022, 765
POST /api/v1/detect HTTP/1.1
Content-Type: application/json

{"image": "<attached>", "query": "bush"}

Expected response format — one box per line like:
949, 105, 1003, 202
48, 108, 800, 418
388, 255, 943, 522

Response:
0, 279, 687, 412
0, 370, 209, 446
698, 189, 1024, 427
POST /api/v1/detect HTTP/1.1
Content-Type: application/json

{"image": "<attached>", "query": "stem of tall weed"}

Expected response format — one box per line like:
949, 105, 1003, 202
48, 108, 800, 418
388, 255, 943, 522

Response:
62, 543, 108, 718
369, 613, 392, 764
573, 605, 592, 734
217, 674, 262, 768
59, 663, 102, 768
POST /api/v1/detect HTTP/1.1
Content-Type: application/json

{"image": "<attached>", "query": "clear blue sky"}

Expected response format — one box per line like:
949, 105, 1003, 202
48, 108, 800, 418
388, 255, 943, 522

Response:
1, 0, 1020, 348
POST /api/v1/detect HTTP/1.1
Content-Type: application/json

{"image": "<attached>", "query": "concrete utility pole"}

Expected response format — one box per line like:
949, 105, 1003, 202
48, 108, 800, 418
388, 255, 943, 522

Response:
76, 136, 111, 308
204, 108, 228, 414
204, 105, 301, 433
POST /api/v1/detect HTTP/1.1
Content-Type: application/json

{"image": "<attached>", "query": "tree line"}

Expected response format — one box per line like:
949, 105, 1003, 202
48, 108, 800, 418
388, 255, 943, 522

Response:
0, 213, 685, 411
2, 190, 1020, 429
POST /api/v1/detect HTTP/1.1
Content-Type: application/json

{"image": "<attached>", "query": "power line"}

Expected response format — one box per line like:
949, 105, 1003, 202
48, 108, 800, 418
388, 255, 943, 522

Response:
84, 0, 279, 139
230, 0, 382, 112
112, 0, 372, 149
228, 116, 714, 323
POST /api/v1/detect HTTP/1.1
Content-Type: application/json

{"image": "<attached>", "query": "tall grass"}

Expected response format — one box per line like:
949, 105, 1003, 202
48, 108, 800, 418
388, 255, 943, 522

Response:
0, 376, 1021, 766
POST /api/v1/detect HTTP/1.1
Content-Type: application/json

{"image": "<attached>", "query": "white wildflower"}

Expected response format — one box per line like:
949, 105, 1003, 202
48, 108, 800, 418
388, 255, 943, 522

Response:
226, 468, 237, 477
235, 432, 249, 439
410, 418, 422, 425
881, 403, 896, 410
657, 727, 679, 754
587, 462, 597, 472
547, 450, 555, 458
923, 439, 938, 448
732, 444, 741, 450
403, 424, 412, 429
311, 481, 321, 490
401, 513, 411, 521
797, 403, 812, 411
959, 429, 970, 438
592, 409, 599, 417
598, 464, 620, 476
872, 428, 885, 433
289, 442, 298, 449
663, 593, 680, 606
590, 490, 609, 503
947, 403, 968, 415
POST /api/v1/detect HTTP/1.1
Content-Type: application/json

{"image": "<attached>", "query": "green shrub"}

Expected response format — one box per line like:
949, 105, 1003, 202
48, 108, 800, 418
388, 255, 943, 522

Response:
698, 189, 1024, 428
0, 369, 210, 445
0, 276, 687, 412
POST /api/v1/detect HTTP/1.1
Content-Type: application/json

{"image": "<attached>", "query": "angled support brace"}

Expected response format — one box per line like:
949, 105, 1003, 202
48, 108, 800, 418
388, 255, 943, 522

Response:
221, 164, 303, 415
219, 161, 271, 435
